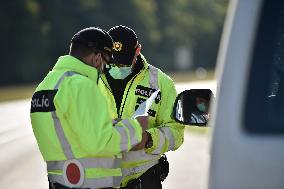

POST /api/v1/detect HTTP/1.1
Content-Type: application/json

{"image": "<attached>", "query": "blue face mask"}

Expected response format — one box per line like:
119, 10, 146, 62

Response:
197, 102, 207, 112
109, 66, 132, 79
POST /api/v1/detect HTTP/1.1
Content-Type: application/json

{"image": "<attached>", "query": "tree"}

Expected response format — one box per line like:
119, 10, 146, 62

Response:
0, 0, 228, 86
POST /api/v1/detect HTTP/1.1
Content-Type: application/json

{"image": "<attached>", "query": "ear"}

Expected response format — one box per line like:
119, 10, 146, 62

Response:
94, 53, 102, 63
136, 44, 142, 56
131, 44, 142, 67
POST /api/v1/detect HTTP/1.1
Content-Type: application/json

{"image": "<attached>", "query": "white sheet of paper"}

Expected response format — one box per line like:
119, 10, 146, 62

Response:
132, 89, 160, 119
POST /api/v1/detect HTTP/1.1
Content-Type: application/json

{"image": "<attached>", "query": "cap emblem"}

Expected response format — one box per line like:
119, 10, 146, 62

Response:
113, 42, 123, 51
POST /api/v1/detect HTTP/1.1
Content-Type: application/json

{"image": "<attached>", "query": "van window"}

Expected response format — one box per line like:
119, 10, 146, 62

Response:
244, 0, 284, 134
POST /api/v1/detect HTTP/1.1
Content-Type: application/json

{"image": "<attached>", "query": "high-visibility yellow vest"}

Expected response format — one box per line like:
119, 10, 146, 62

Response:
30, 55, 142, 188
99, 54, 185, 187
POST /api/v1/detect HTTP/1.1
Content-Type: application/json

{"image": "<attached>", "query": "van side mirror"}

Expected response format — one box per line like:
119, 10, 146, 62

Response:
173, 89, 213, 126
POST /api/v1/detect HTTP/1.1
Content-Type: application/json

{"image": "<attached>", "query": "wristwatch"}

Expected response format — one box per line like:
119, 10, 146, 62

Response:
145, 131, 153, 149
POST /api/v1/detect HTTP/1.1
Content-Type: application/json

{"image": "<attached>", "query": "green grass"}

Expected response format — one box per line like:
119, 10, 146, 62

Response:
0, 84, 36, 102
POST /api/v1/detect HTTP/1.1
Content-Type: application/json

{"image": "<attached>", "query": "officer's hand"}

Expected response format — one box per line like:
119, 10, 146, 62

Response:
136, 116, 148, 132
131, 132, 148, 151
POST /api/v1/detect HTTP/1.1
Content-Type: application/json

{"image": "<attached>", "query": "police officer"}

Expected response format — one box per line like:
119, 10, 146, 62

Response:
98, 25, 185, 188
30, 27, 148, 189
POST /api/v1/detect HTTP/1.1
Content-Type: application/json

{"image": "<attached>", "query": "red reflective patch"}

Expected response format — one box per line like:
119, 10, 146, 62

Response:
66, 163, 81, 184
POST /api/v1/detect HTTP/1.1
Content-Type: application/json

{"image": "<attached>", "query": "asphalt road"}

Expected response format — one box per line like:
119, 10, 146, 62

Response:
0, 100, 48, 188
0, 81, 215, 189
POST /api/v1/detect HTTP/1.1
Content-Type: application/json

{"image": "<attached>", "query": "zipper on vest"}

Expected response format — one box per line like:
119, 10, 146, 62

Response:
118, 68, 145, 119
118, 77, 136, 119
101, 78, 120, 117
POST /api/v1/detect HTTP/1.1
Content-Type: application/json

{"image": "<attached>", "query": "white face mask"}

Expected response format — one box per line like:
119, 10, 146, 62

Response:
108, 65, 132, 79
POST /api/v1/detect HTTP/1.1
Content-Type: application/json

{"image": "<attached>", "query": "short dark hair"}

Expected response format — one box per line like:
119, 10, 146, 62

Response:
69, 42, 94, 57
70, 27, 114, 59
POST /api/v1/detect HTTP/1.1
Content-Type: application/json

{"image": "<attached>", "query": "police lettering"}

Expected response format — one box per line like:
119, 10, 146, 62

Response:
31, 95, 50, 108
135, 85, 161, 104
136, 97, 146, 104
30, 90, 57, 113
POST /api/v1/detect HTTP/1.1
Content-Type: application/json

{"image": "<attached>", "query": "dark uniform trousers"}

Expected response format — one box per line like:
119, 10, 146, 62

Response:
49, 164, 162, 189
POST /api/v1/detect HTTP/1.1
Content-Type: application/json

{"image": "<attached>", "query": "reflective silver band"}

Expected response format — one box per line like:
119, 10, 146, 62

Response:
54, 71, 78, 89
160, 127, 175, 151
122, 149, 160, 162
49, 71, 123, 188
122, 160, 159, 177
149, 65, 159, 89
113, 175, 123, 188
152, 129, 166, 155
47, 157, 121, 171
49, 174, 122, 188
52, 71, 80, 159
115, 125, 129, 152
121, 119, 140, 147
51, 112, 74, 159
115, 119, 141, 152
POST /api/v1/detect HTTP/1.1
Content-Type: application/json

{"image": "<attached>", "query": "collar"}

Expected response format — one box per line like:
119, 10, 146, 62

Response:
136, 53, 149, 71
52, 55, 99, 81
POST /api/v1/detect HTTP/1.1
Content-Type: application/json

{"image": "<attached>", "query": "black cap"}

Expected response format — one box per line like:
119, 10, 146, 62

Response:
108, 25, 139, 66
71, 27, 116, 63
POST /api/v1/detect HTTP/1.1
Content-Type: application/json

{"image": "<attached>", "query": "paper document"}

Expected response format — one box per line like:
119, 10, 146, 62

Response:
132, 90, 160, 118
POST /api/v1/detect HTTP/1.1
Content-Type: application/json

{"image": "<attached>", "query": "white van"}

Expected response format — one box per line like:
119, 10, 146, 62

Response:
174, 0, 284, 188
210, 0, 284, 188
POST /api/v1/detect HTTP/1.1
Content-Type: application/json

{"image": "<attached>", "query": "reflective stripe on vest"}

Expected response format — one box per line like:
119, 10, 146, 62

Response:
122, 119, 140, 147
47, 157, 121, 170
49, 174, 122, 189
152, 129, 166, 155
149, 67, 176, 152
48, 71, 122, 188
115, 126, 129, 152
122, 149, 160, 162
119, 65, 161, 177
115, 119, 140, 152
151, 127, 176, 155
160, 127, 175, 151
122, 160, 159, 177
149, 65, 159, 90
52, 71, 78, 159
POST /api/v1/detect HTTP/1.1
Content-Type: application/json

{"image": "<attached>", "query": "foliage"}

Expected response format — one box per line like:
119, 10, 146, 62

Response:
0, 0, 228, 86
